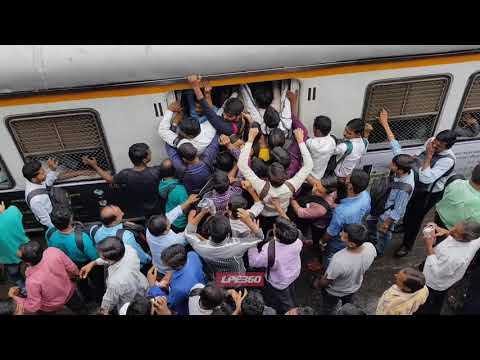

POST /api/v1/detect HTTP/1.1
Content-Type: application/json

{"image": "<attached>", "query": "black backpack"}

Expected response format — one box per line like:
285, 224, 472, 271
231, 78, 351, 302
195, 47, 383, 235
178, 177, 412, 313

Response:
323, 137, 368, 178
45, 221, 93, 255
412, 152, 456, 193
369, 175, 413, 217
297, 194, 333, 229
27, 186, 71, 213
89, 221, 150, 253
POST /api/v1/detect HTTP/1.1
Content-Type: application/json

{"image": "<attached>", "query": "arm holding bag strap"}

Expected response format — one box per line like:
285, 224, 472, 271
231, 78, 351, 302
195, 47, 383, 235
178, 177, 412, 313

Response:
74, 227, 85, 254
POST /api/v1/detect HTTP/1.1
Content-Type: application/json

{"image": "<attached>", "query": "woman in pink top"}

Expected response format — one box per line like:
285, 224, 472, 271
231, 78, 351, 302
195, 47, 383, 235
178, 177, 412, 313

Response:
8, 241, 87, 314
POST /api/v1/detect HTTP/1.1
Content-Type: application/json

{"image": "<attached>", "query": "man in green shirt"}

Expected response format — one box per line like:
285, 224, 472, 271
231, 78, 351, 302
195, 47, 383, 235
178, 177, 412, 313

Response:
158, 159, 189, 232
0, 202, 29, 289
436, 164, 480, 230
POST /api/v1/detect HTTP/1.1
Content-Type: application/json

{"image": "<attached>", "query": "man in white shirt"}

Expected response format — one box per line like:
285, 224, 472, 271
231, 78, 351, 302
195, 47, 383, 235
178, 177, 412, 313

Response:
158, 101, 216, 155
313, 224, 377, 315
417, 221, 480, 315
188, 283, 226, 315
305, 115, 336, 181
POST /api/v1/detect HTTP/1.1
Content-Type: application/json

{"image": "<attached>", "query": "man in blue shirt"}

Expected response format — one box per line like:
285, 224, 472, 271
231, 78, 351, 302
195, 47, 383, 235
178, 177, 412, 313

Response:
91, 205, 151, 272
160, 244, 206, 315
317, 169, 371, 267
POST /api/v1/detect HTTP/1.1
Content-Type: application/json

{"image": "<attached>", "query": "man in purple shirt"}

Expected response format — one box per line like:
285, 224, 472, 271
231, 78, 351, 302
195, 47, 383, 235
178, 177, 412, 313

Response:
248, 217, 303, 314
166, 135, 219, 194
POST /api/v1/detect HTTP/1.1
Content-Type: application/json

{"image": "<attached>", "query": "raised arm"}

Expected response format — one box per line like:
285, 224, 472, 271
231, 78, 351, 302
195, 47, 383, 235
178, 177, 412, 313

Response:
237, 128, 266, 194
286, 90, 299, 119
378, 109, 403, 156
82, 156, 114, 183
200, 135, 220, 166
165, 144, 186, 175
157, 102, 181, 147
286, 128, 314, 190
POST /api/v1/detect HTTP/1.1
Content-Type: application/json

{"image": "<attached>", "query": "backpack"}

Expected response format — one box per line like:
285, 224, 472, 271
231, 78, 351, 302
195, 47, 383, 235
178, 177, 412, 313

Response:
297, 194, 333, 229
27, 186, 71, 213
369, 175, 413, 217
89, 222, 150, 253
158, 183, 179, 214
324, 137, 368, 178
45, 221, 93, 256
412, 152, 456, 193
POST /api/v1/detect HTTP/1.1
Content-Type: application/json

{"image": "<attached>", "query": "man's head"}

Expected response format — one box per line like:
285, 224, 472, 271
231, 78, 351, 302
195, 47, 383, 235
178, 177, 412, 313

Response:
96, 236, 125, 263
241, 290, 265, 315
263, 106, 281, 130
128, 143, 151, 166
22, 160, 46, 184
313, 115, 332, 137
223, 98, 244, 122
471, 163, 480, 188
432, 130, 457, 153
449, 221, 480, 242
178, 143, 198, 163
199, 284, 226, 310
160, 159, 176, 179
253, 84, 273, 109
340, 224, 368, 249
100, 205, 124, 226
215, 151, 236, 173
395, 267, 426, 294
161, 244, 187, 271
275, 217, 299, 245
208, 214, 232, 244
147, 215, 170, 237
212, 171, 230, 195
390, 154, 415, 176
344, 118, 365, 139
51, 207, 73, 231
268, 128, 286, 148
270, 147, 291, 170
346, 169, 370, 195
252, 157, 268, 179
17, 241, 43, 266
126, 294, 152, 315
228, 195, 249, 219
268, 162, 288, 188
179, 117, 201, 139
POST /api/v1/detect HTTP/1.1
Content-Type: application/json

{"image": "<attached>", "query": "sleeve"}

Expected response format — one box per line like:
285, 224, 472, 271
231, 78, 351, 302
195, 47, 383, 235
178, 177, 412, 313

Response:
123, 232, 151, 264
326, 209, 343, 237
200, 98, 233, 135
335, 143, 347, 157
30, 198, 54, 228
165, 144, 186, 175
286, 142, 314, 191
389, 140, 403, 156
45, 170, 59, 187
297, 203, 327, 219
157, 110, 178, 147
248, 202, 265, 218
59, 249, 80, 277
184, 223, 201, 247
95, 258, 109, 266
324, 258, 343, 281
200, 135, 220, 166
418, 157, 455, 185
14, 283, 42, 313
383, 189, 411, 222
247, 243, 268, 268
83, 234, 99, 261
240, 85, 264, 127
229, 147, 241, 160
237, 141, 266, 194
166, 205, 183, 224
291, 113, 308, 139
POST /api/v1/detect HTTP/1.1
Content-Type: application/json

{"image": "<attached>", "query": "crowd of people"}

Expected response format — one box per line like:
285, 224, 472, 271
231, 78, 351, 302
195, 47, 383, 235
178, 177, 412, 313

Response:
1, 75, 480, 316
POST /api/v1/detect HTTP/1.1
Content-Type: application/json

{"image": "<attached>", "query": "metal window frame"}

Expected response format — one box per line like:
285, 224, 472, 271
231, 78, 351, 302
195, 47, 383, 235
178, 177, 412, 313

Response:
453, 71, 480, 141
0, 154, 15, 190
361, 73, 452, 151
5, 108, 115, 184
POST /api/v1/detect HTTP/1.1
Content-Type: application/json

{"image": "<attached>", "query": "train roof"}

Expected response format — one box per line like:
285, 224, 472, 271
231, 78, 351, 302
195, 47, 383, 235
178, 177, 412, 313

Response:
1, 45, 479, 95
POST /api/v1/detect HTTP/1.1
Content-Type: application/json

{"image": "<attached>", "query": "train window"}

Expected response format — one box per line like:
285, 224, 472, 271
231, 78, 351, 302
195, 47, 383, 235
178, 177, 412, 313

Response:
362, 75, 451, 150
6, 109, 114, 184
454, 72, 480, 139
0, 155, 14, 190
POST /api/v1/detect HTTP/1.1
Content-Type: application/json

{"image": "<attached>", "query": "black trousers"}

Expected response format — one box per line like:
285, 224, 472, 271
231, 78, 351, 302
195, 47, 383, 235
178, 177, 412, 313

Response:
321, 289, 354, 315
415, 286, 447, 315
261, 281, 297, 315
402, 190, 444, 250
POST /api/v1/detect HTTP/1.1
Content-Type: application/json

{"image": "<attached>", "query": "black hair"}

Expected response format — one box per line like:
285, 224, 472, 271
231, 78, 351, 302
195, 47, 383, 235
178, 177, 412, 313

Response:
270, 147, 291, 170
296, 306, 316, 315
0, 299, 16, 315
252, 82, 273, 109
224, 98, 244, 116
349, 169, 370, 194
215, 151, 236, 173
268, 162, 288, 188
147, 215, 169, 237
228, 195, 249, 219
208, 214, 232, 244
401, 267, 426, 294
275, 217, 299, 245
268, 128, 286, 148
179, 116, 201, 138
178, 143, 198, 162
126, 294, 152, 315
19, 241, 43, 266
435, 130, 457, 149
160, 159, 176, 178
263, 106, 281, 129
211, 302, 235, 315
212, 171, 230, 194
471, 163, 480, 185
22, 160, 42, 182
252, 157, 268, 179
96, 236, 125, 262
241, 290, 265, 315
199, 284, 226, 310
313, 115, 332, 136
343, 224, 368, 247
392, 154, 415, 174
346, 118, 365, 136
128, 143, 150, 166
161, 244, 187, 270
51, 207, 73, 231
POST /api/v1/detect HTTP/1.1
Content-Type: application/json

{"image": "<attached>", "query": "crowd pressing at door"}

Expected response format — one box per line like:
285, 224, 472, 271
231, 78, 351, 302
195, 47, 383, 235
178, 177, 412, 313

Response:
2, 75, 480, 316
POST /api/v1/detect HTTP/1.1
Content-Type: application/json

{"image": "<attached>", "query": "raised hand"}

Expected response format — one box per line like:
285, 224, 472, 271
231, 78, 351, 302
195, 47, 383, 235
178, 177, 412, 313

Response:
293, 128, 304, 144
168, 101, 183, 113
47, 158, 59, 171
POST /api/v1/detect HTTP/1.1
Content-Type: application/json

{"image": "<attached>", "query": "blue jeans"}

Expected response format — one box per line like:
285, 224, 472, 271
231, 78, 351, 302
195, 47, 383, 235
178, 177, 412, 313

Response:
184, 89, 208, 124
366, 216, 393, 256
4, 263, 26, 295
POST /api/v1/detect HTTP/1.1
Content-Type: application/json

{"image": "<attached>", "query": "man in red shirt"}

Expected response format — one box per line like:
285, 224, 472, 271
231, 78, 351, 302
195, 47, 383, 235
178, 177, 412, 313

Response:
8, 241, 87, 314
